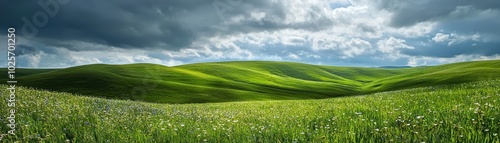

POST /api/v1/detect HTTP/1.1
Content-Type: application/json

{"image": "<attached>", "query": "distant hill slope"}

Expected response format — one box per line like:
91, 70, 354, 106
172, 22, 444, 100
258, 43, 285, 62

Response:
365, 60, 500, 92
1, 60, 499, 103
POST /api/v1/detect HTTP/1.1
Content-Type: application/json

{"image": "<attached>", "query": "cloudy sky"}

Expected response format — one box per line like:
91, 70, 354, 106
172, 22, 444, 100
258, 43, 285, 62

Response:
1, 0, 499, 68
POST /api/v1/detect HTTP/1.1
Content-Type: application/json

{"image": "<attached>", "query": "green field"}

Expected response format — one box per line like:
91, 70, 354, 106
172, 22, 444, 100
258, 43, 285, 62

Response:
1, 60, 499, 104
1, 60, 499, 142
0, 80, 499, 142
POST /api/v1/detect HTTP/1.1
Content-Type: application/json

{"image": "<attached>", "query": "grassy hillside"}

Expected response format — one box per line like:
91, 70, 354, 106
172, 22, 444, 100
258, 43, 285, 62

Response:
0, 68, 55, 78
2, 60, 499, 103
365, 60, 500, 92
1, 80, 499, 142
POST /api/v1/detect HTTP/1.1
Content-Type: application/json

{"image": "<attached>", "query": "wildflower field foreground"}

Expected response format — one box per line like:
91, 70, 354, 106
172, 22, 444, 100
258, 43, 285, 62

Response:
1, 80, 499, 142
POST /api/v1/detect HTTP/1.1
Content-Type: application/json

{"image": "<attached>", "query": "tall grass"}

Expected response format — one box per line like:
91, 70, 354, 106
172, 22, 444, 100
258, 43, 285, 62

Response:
1, 80, 499, 142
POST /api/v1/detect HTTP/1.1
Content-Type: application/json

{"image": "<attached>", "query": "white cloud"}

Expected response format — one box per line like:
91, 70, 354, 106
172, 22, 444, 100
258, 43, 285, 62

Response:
391, 22, 437, 38
375, 37, 415, 61
288, 53, 300, 59
406, 54, 500, 67
449, 33, 483, 46
432, 32, 482, 46
377, 37, 413, 53
312, 36, 372, 58
407, 58, 418, 67
343, 38, 373, 57
71, 57, 102, 65
297, 51, 321, 59
21, 54, 43, 68
432, 33, 451, 43
163, 60, 184, 66
281, 36, 308, 46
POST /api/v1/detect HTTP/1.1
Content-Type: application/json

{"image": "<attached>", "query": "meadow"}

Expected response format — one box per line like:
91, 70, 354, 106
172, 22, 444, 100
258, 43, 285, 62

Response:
1, 60, 499, 104
1, 80, 499, 142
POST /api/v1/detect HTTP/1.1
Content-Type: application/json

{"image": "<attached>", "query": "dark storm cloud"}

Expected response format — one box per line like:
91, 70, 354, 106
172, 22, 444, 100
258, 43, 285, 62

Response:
378, 0, 500, 27
0, 0, 333, 51
14, 44, 62, 56
1, 0, 207, 50
15, 45, 40, 56
376, 0, 500, 59
435, 12, 500, 41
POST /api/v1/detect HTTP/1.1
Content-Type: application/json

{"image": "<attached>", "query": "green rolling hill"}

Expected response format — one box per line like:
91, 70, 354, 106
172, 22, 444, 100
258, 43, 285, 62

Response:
1, 60, 499, 103
365, 60, 500, 92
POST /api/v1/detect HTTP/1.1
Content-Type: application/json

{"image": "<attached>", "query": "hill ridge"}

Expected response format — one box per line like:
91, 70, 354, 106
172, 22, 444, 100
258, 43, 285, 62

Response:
1, 60, 499, 103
